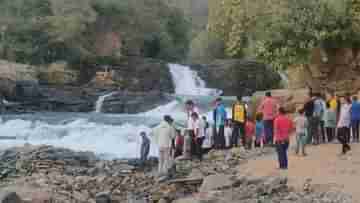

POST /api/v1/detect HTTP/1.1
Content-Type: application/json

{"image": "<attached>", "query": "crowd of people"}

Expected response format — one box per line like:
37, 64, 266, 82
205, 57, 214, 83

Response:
140, 90, 360, 176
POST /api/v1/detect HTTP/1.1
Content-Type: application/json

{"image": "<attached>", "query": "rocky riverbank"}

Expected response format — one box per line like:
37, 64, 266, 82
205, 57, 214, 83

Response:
191, 59, 281, 96
0, 145, 353, 203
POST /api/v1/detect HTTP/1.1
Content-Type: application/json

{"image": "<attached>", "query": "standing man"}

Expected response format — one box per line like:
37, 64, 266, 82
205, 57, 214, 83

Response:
232, 96, 247, 147
139, 131, 150, 167
213, 98, 227, 149
351, 96, 360, 142
188, 112, 205, 160
152, 115, 176, 176
313, 93, 324, 145
258, 92, 278, 145
304, 93, 315, 144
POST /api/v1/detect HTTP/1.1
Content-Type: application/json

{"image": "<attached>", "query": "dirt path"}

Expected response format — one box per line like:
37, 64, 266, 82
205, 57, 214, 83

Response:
241, 142, 360, 202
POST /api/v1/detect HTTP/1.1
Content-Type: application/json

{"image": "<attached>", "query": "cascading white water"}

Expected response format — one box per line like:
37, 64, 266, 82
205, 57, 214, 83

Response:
95, 92, 116, 113
0, 119, 155, 158
0, 64, 222, 158
278, 71, 289, 88
168, 63, 221, 96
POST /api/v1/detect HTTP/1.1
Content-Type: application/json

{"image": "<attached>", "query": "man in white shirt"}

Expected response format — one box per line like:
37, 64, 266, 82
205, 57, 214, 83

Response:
152, 115, 176, 175
186, 100, 200, 129
189, 112, 205, 161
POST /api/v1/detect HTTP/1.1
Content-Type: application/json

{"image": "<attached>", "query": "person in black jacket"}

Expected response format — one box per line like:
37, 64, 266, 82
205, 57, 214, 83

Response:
303, 93, 315, 144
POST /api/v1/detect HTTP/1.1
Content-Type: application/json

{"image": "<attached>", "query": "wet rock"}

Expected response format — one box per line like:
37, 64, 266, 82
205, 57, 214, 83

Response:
96, 192, 111, 203
191, 60, 281, 96
0, 192, 22, 203
102, 91, 172, 114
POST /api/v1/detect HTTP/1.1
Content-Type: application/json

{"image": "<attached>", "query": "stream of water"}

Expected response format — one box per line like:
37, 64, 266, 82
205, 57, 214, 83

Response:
0, 64, 223, 158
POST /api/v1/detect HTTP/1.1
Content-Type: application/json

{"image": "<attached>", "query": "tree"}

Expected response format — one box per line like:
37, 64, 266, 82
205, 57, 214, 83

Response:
208, 0, 360, 70
189, 31, 225, 63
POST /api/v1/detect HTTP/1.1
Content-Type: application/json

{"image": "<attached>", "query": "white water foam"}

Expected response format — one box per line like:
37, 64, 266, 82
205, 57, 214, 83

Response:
168, 64, 221, 96
0, 119, 156, 159
0, 64, 222, 158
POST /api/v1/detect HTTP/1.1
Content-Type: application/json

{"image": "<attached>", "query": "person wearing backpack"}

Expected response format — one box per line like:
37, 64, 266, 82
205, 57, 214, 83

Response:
232, 96, 247, 147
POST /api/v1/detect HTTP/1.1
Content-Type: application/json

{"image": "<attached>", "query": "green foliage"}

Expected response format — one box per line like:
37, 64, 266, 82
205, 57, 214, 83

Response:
208, 0, 360, 69
189, 31, 225, 63
0, 0, 191, 66
255, 0, 357, 70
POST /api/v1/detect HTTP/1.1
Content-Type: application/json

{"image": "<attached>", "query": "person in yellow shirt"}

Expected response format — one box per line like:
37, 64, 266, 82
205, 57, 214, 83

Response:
327, 92, 340, 122
232, 96, 247, 147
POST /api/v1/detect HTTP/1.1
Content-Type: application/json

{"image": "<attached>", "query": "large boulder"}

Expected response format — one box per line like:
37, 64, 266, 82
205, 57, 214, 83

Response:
0, 60, 38, 98
191, 60, 281, 96
199, 174, 233, 193
251, 88, 309, 115
287, 48, 360, 95
0, 192, 22, 203
38, 61, 79, 85
101, 91, 172, 113
86, 57, 174, 93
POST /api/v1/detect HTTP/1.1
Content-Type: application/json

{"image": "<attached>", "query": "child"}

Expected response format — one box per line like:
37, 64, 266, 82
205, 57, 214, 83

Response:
201, 117, 213, 154
224, 119, 233, 149
294, 108, 308, 156
255, 113, 264, 148
324, 102, 337, 143
245, 118, 255, 150
174, 129, 184, 158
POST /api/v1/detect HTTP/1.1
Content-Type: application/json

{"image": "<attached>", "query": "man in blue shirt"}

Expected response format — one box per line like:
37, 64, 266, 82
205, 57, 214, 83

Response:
312, 94, 324, 145
213, 98, 227, 149
351, 96, 360, 142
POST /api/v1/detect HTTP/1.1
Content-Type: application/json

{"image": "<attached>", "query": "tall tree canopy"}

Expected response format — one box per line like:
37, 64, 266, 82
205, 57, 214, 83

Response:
207, 0, 360, 69
0, 0, 191, 65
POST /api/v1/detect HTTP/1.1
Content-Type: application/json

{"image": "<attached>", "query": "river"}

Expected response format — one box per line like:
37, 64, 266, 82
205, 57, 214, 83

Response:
0, 64, 231, 159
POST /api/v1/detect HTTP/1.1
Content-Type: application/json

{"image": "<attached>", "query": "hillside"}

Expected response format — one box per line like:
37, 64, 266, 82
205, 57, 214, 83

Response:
0, 0, 190, 67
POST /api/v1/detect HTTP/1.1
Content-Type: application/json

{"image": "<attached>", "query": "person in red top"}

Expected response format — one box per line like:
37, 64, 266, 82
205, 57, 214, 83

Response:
245, 118, 255, 150
274, 107, 294, 170
174, 129, 184, 158
258, 92, 278, 145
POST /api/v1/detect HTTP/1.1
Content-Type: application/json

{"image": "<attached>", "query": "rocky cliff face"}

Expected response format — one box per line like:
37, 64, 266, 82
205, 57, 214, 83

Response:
0, 57, 174, 113
287, 48, 360, 95
191, 59, 281, 96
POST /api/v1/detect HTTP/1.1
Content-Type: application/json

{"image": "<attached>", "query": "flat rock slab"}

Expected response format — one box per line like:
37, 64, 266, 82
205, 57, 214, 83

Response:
200, 174, 233, 193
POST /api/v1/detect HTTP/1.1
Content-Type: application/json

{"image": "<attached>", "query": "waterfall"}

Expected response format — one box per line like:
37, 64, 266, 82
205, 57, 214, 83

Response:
95, 92, 116, 113
0, 64, 227, 158
168, 63, 222, 96
278, 71, 289, 88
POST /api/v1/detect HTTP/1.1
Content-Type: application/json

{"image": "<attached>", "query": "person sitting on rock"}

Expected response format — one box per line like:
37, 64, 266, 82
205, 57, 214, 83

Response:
139, 131, 150, 167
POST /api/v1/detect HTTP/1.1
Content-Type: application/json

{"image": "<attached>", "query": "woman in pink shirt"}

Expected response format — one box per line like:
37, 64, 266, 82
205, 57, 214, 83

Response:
274, 107, 293, 170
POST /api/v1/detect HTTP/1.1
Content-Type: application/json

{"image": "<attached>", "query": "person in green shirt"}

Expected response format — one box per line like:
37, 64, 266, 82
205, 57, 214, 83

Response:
324, 102, 337, 142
